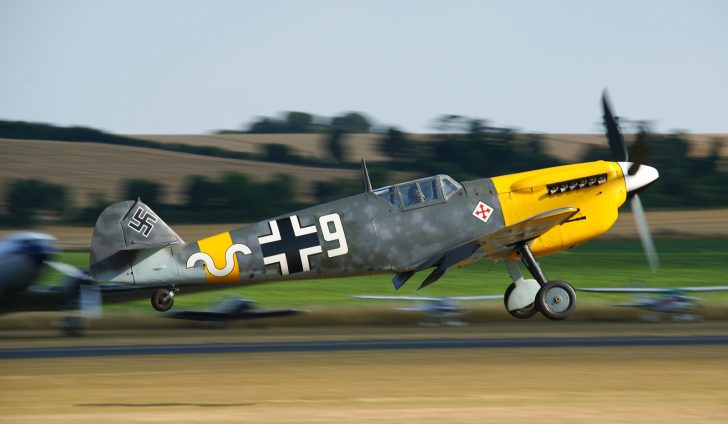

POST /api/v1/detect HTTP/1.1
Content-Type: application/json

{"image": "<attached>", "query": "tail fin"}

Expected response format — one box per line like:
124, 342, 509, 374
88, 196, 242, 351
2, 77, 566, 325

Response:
90, 199, 183, 283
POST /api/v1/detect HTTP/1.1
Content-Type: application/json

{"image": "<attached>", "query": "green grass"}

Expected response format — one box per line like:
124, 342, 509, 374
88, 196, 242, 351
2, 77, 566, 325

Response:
41, 239, 728, 312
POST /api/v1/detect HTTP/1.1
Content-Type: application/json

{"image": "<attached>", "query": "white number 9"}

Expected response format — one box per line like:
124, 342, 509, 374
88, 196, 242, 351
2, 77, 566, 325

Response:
319, 213, 348, 258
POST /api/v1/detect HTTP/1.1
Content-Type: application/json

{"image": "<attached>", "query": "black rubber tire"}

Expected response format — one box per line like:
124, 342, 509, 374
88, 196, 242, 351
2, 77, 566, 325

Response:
151, 289, 174, 312
536, 280, 576, 320
504, 282, 538, 319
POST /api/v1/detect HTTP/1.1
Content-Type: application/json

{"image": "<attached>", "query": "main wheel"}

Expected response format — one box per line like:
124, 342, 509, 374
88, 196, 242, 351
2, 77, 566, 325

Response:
504, 283, 538, 319
151, 289, 175, 312
536, 280, 576, 320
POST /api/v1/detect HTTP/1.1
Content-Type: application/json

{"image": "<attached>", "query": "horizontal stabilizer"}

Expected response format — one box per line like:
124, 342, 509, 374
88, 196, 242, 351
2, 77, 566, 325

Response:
90, 199, 183, 282
119, 240, 180, 251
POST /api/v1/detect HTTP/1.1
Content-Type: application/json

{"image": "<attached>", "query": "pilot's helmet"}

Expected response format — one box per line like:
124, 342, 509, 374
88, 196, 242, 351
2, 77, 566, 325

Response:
408, 184, 425, 203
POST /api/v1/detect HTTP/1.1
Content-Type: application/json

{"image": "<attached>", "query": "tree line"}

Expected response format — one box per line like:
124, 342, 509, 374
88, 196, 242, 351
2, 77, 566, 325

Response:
1, 116, 726, 227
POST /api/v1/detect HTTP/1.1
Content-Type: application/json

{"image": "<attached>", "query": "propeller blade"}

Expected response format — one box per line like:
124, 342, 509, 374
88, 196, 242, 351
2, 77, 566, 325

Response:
602, 90, 628, 162
628, 130, 649, 176
631, 195, 659, 273
45, 261, 92, 281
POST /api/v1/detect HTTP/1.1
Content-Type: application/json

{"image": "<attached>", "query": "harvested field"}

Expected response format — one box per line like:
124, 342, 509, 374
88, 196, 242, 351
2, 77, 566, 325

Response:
0, 138, 358, 207
131, 132, 728, 164
130, 133, 392, 162
2, 133, 726, 213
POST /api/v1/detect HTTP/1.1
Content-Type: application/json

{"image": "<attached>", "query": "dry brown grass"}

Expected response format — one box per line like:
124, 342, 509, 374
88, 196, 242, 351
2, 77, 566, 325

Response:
537, 133, 728, 161
3, 132, 726, 212
0, 138, 358, 208
129, 133, 391, 162
131, 132, 728, 164
603, 209, 728, 239
1, 345, 727, 423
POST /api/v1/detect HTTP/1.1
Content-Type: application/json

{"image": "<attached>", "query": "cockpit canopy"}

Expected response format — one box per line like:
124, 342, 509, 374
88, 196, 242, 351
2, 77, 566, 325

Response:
373, 175, 462, 210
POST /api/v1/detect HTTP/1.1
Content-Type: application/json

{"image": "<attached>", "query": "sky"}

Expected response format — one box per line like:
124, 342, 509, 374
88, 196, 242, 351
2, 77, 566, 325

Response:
1, 0, 727, 135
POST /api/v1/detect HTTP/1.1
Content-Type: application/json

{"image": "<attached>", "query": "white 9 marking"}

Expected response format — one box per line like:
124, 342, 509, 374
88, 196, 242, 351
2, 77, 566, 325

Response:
319, 213, 348, 258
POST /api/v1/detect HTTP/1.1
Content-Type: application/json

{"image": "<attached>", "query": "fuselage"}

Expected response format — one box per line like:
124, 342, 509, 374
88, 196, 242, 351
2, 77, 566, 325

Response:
117, 160, 637, 288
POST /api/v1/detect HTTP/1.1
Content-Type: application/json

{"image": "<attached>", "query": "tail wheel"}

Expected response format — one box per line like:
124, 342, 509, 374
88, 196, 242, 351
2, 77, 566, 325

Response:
504, 283, 538, 319
536, 280, 576, 320
151, 289, 175, 312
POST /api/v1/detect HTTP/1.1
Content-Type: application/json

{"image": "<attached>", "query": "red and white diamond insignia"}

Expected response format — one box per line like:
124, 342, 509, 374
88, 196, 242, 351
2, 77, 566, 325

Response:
472, 201, 494, 223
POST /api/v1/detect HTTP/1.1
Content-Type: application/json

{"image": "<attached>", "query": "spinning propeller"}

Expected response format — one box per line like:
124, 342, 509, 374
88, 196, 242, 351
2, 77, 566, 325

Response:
602, 90, 659, 272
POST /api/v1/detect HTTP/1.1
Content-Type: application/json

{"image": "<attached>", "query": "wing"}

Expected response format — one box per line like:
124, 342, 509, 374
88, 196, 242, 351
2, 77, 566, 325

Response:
353, 295, 438, 301
578, 287, 670, 294
579, 286, 728, 294
447, 295, 504, 301
392, 207, 580, 290
481, 207, 580, 251
676, 286, 728, 292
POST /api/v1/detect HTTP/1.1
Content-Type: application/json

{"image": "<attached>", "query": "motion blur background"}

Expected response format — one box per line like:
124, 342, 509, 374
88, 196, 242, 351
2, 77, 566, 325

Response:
1, 2, 728, 423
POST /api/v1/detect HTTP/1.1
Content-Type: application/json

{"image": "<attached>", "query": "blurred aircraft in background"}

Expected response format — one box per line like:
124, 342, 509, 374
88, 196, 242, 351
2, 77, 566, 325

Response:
88, 92, 660, 321
166, 297, 304, 325
353, 294, 503, 326
0, 232, 101, 333
0, 232, 230, 334
578, 286, 728, 321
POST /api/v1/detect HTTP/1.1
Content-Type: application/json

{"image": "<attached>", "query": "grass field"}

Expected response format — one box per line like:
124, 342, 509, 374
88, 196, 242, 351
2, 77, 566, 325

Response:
2, 346, 727, 423
36, 239, 728, 312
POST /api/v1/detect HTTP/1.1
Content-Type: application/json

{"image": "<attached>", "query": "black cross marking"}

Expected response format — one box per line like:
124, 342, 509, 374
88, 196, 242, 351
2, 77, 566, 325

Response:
259, 217, 321, 275
127, 207, 158, 237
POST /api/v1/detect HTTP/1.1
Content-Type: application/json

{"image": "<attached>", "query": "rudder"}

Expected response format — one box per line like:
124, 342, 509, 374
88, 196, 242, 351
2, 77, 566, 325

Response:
90, 199, 183, 283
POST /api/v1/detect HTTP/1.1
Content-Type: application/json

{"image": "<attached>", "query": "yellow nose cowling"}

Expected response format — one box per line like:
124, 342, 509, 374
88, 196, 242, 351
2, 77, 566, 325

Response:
491, 161, 627, 257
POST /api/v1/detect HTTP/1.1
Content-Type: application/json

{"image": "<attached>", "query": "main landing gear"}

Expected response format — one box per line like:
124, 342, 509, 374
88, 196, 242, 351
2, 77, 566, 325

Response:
151, 287, 178, 312
503, 244, 577, 320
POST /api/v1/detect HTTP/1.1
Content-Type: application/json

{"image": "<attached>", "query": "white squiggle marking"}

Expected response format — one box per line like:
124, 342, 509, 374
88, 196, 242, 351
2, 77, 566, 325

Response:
186, 244, 252, 277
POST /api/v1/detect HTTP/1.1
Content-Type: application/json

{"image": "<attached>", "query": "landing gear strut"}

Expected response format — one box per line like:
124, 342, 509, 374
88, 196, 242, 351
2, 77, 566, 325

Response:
151, 287, 178, 312
503, 243, 577, 320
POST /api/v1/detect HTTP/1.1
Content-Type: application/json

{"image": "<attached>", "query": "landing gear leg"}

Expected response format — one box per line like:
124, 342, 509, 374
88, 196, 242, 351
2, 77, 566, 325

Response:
516, 243, 548, 286
516, 243, 577, 321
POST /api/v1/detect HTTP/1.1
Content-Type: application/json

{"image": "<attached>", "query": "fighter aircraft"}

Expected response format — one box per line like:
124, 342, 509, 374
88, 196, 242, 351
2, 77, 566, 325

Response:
0, 232, 102, 333
166, 297, 304, 323
88, 92, 659, 321
0, 232, 99, 314
0, 231, 190, 333
353, 294, 503, 326
577, 286, 728, 321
